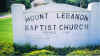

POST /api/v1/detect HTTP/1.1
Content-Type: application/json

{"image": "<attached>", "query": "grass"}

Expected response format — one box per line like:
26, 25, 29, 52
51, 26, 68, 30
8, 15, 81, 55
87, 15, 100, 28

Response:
0, 17, 13, 42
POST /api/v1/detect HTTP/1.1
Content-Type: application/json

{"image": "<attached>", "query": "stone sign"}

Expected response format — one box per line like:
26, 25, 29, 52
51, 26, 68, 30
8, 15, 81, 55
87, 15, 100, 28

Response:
11, 2, 100, 48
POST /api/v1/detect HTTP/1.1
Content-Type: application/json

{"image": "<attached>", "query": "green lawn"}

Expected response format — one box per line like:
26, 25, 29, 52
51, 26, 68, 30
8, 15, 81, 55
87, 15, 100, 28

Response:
0, 17, 13, 42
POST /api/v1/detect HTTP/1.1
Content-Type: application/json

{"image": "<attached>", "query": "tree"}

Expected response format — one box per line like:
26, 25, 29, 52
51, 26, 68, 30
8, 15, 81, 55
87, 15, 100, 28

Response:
24, 0, 31, 8
53, 0, 66, 3
0, 0, 8, 12
88, 0, 100, 2
15, 0, 31, 9
66, 0, 89, 8
66, 0, 80, 7
66, 0, 80, 3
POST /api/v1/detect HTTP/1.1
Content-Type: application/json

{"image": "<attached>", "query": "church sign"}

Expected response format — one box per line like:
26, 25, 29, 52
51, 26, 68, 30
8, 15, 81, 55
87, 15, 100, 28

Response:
11, 2, 100, 48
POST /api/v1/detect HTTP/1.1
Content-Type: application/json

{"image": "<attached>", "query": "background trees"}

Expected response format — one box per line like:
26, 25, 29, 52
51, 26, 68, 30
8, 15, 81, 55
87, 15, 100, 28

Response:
0, 0, 8, 12
0, 0, 100, 13
0, 0, 31, 13
13, 0, 31, 9
54, 0, 98, 8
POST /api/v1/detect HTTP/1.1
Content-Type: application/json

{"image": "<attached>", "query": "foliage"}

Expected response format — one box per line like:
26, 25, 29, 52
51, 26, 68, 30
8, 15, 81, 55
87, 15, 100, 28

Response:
15, 0, 31, 9
66, 0, 80, 4
65, 0, 88, 8
91, 50, 100, 55
1, 0, 100, 13
54, 0, 100, 8
53, 0, 66, 3
0, 41, 14, 56
1, 41, 100, 56
43, 46, 76, 55
23, 49, 57, 56
67, 45, 100, 56
67, 49, 92, 56
88, 0, 100, 3
14, 43, 38, 56
80, 0, 88, 8
67, 49, 100, 56
0, 0, 9, 12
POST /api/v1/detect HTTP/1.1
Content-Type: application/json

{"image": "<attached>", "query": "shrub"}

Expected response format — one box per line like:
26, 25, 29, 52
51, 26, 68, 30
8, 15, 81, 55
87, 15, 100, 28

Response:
67, 49, 100, 56
43, 46, 76, 55
91, 50, 100, 55
23, 49, 57, 56
0, 41, 14, 56
14, 43, 38, 55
